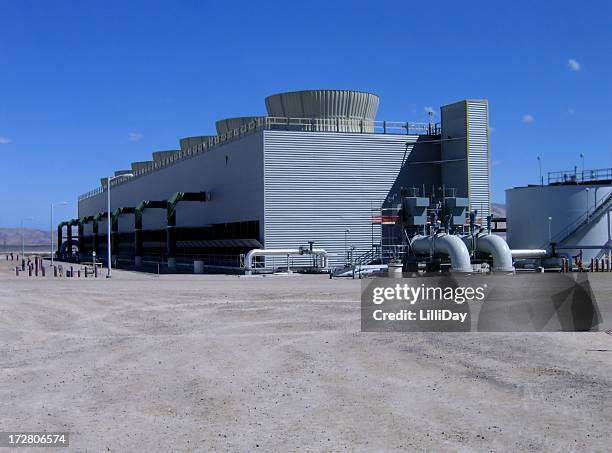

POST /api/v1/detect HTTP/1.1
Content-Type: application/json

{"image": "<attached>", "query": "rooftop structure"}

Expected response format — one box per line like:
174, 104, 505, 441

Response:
66, 91, 490, 272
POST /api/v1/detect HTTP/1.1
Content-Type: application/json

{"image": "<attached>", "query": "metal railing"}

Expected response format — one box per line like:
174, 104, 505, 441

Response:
548, 167, 612, 185
78, 117, 441, 201
543, 191, 612, 248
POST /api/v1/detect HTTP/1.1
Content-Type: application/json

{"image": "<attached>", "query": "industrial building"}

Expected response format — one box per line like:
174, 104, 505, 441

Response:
59, 90, 494, 272
507, 168, 612, 264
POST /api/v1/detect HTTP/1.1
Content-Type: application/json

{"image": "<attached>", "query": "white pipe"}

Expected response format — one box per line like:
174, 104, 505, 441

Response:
244, 248, 328, 271
510, 249, 547, 259
462, 233, 514, 272
411, 234, 473, 272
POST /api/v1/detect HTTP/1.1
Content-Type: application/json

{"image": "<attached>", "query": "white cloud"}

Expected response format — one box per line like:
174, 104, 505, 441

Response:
521, 114, 535, 124
128, 132, 144, 142
567, 58, 581, 71
424, 106, 435, 116
0, 136, 11, 144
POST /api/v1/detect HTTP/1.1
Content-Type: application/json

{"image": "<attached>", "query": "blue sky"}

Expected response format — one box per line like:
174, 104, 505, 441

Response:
1, 0, 610, 228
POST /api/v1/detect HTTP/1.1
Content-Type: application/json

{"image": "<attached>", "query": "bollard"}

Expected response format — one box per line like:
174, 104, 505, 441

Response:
94, 265, 98, 278
41, 266, 45, 277
70, 266, 74, 278
21, 259, 25, 271
15, 267, 19, 276
84, 267, 88, 278
77, 269, 81, 278
53, 266, 57, 278
590, 258, 594, 272
28, 266, 32, 277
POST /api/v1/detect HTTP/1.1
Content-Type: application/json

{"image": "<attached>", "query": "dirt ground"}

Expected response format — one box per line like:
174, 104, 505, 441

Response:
0, 257, 611, 452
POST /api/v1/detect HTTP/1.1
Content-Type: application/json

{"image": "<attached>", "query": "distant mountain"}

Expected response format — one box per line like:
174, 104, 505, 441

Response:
492, 203, 506, 218
0, 228, 51, 246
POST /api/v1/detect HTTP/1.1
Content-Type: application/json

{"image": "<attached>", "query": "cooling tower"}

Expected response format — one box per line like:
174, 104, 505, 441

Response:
179, 136, 216, 152
264, 89, 379, 132
215, 117, 264, 135
131, 161, 153, 173
152, 150, 180, 162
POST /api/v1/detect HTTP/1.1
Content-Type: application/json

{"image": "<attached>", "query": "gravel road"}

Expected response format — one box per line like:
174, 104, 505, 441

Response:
0, 258, 611, 451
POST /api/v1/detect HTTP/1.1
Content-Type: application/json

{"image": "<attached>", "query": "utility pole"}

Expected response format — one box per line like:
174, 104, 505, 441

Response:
537, 156, 543, 185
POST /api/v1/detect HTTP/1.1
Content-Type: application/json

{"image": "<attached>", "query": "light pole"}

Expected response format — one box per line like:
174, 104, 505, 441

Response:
106, 173, 133, 278
580, 153, 585, 179
537, 156, 543, 185
50, 201, 68, 267
21, 217, 33, 257
344, 228, 351, 265
547, 216, 552, 243
585, 188, 590, 223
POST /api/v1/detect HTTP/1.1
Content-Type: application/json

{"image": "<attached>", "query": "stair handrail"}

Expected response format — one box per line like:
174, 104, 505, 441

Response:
543, 191, 612, 248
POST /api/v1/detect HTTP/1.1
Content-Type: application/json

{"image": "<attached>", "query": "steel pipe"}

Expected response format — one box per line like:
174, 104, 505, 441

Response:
462, 233, 515, 272
510, 249, 547, 259
411, 234, 473, 273
244, 248, 328, 272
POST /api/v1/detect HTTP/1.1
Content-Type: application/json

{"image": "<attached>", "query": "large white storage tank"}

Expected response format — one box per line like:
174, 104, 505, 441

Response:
506, 181, 612, 262
264, 89, 379, 132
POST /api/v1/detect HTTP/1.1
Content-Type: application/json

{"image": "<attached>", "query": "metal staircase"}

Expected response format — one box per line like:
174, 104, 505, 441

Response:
545, 191, 612, 249
330, 244, 410, 278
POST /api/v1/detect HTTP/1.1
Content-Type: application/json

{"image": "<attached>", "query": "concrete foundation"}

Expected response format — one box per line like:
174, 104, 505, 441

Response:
388, 262, 403, 277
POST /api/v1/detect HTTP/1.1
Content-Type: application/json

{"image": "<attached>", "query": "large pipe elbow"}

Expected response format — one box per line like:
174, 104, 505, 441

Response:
463, 233, 515, 272
411, 234, 473, 273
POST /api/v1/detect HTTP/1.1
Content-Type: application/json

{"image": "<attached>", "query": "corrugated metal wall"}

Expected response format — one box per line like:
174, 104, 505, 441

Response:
263, 131, 419, 268
78, 131, 265, 233
441, 100, 491, 220
466, 100, 491, 219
